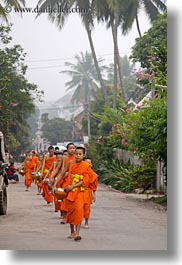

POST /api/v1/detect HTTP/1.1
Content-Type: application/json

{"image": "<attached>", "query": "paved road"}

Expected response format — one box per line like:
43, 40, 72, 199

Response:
0, 179, 167, 250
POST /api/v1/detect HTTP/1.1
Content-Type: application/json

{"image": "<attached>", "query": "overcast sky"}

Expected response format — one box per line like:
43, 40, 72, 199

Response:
8, 0, 152, 103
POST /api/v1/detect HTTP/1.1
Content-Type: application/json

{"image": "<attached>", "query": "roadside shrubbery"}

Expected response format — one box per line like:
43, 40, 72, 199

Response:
97, 159, 156, 193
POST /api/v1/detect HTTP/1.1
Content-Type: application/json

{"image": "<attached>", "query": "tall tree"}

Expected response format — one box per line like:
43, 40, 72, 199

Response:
93, 0, 166, 106
130, 13, 167, 68
119, 0, 166, 37
60, 51, 103, 138
60, 51, 100, 104
0, 25, 44, 151
93, 0, 128, 104
106, 55, 137, 101
36, 0, 108, 104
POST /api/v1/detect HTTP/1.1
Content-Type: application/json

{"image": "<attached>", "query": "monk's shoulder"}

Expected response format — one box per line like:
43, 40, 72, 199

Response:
81, 161, 91, 169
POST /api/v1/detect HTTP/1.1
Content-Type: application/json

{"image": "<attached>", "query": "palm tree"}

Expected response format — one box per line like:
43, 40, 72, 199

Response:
60, 51, 102, 138
119, 0, 167, 37
106, 55, 137, 102
36, 0, 108, 104
94, 0, 127, 106
61, 51, 101, 103
93, 0, 166, 107
0, 0, 25, 22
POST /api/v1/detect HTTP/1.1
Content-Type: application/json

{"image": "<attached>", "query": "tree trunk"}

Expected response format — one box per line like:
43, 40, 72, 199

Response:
112, 19, 118, 110
85, 25, 108, 105
87, 97, 91, 139
135, 14, 142, 37
111, 16, 126, 103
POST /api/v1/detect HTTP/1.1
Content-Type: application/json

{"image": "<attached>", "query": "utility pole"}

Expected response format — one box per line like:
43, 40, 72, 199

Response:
87, 98, 91, 139
72, 115, 75, 140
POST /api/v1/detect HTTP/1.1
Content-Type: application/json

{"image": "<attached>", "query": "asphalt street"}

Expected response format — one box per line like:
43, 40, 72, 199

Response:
0, 178, 167, 250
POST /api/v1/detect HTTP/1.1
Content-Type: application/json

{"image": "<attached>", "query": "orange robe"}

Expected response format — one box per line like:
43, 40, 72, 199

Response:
58, 155, 75, 212
52, 161, 63, 211
35, 159, 43, 190
65, 161, 90, 225
83, 168, 98, 219
32, 155, 38, 166
42, 155, 56, 203
24, 158, 36, 188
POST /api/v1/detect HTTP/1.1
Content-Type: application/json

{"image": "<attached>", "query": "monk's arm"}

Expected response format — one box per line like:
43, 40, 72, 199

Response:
54, 163, 69, 187
35, 164, 42, 173
51, 161, 62, 180
64, 181, 83, 192
18, 160, 25, 170
44, 163, 53, 178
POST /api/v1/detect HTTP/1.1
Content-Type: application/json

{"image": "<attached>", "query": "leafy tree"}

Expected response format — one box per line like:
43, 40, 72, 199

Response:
127, 96, 167, 165
0, 25, 44, 152
41, 116, 73, 144
130, 13, 167, 69
61, 51, 101, 104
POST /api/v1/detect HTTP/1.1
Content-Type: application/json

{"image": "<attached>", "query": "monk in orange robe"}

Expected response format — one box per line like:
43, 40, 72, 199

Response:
83, 157, 98, 228
24, 153, 36, 191
31, 150, 39, 165
34, 153, 44, 195
49, 152, 64, 213
64, 146, 91, 241
54, 143, 76, 223
41, 146, 56, 204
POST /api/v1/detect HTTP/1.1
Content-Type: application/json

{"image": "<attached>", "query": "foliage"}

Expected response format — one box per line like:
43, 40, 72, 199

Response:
86, 13, 167, 193
105, 55, 137, 101
0, 0, 25, 22
92, 95, 167, 166
41, 116, 73, 144
98, 159, 133, 192
81, 87, 113, 136
126, 96, 167, 164
130, 13, 167, 69
98, 159, 156, 192
0, 25, 44, 153
60, 51, 104, 104
119, 0, 166, 35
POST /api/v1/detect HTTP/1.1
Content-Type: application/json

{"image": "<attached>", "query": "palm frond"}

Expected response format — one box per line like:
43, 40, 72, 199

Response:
142, 0, 159, 21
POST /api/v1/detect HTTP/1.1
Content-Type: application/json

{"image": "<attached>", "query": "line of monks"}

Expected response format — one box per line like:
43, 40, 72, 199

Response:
18, 143, 98, 241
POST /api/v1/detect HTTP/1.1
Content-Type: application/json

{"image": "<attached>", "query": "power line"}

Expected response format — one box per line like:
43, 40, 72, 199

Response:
0, 51, 132, 71
26, 57, 119, 70
25, 51, 132, 63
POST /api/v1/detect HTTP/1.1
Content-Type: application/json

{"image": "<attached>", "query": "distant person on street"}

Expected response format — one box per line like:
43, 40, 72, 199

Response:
7, 162, 19, 183
41, 146, 57, 204
34, 153, 45, 195
24, 152, 36, 191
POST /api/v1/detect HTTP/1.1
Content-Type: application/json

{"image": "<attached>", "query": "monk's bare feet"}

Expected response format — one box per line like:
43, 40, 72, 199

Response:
74, 235, 82, 241
83, 224, 89, 229
67, 233, 76, 239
